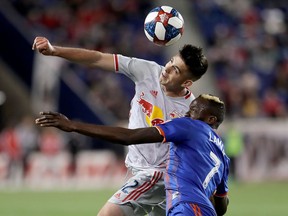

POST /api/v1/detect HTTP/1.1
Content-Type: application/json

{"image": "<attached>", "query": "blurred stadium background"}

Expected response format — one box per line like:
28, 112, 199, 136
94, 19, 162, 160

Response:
0, 0, 288, 215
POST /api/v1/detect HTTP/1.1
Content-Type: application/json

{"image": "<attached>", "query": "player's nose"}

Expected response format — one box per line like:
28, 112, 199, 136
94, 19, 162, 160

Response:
165, 67, 172, 74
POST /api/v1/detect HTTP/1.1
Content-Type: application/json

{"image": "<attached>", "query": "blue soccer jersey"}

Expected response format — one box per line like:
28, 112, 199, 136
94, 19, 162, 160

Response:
156, 117, 230, 214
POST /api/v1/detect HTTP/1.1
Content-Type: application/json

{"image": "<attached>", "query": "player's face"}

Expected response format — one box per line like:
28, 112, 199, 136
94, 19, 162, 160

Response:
160, 55, 192, 93
186, 97, 218, 127
185, 98, 208, 121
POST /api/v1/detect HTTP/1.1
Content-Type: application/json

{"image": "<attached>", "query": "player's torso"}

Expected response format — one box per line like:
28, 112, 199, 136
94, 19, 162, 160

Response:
116, 54, 193, 169
130, 80, 190, 128
128, 79, 193, 169
165, 122, 227, 209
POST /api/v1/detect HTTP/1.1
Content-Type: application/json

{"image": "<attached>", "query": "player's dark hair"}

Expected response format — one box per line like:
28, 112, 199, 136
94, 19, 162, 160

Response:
179, 45, 208, 81
200, 94, 225, 129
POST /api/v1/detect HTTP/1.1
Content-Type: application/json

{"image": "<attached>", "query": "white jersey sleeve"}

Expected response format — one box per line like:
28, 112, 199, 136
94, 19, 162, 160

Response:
114, 54, 162, 83
113, 54, 194, 171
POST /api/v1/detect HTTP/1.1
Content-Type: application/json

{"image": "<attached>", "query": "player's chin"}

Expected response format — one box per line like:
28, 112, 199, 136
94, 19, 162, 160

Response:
159, 76, 168, 85
159, 81, 168, 89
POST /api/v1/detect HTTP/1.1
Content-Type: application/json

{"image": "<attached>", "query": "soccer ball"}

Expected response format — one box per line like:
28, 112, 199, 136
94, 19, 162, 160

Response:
144, 6, 184, 46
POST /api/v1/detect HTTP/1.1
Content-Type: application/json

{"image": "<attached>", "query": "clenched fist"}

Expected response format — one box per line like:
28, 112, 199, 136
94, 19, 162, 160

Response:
32, 36, 55, 55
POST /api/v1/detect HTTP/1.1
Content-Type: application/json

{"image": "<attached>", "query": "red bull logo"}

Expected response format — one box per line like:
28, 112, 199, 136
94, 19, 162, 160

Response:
151, 118, 164, 126
137, 92, 164, 126
137, 92, 153, 117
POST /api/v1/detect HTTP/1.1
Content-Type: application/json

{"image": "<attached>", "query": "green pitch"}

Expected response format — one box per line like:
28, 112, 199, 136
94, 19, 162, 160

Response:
0, 182, 287, 216
0, 188, 115, 216
227, 181, 288, 215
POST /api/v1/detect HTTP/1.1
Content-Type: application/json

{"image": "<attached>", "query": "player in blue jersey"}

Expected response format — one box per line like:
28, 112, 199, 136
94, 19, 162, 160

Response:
35, 94, 230, 216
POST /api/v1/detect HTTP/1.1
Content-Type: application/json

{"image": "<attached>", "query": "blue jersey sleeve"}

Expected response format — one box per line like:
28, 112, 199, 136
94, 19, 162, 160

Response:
157, 118, 196, 143
215, 178, 228, 196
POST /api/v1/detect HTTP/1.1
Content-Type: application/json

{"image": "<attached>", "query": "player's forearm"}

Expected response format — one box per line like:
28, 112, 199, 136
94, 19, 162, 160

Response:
35, 111, 164, 145
52, 46, 102, 67
70, 122, 163, 145
71, 122, 132, 145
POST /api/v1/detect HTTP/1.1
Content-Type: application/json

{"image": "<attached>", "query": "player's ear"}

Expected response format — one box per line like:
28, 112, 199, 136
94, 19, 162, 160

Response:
182, 79, 193, 88
207, 116, 217, 125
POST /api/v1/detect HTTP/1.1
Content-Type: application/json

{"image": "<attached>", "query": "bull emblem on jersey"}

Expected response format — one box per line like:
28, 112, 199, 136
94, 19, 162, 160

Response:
137, 92, 164, 126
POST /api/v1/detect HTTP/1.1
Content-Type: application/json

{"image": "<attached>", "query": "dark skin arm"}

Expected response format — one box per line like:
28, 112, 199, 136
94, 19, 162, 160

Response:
210, 194, 229, 215
36, 111, 229, 215
35, 112, 164, 145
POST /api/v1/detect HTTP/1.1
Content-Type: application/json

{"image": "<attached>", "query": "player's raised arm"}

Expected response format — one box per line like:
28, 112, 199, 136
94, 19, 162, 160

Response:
32, 36, 115, 71
35, 111, 164, 145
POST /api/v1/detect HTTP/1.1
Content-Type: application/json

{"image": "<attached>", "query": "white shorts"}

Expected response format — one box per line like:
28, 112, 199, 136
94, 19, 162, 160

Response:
108, 169, 166, 216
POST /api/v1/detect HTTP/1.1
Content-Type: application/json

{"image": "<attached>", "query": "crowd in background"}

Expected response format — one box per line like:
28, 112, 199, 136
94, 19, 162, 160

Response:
12, 0, 166, 121
1, 0, 162, 182
0, 114, 88, 181
193, 0, 288, 118
0, 0, 287, 182
11, 0, 288, 119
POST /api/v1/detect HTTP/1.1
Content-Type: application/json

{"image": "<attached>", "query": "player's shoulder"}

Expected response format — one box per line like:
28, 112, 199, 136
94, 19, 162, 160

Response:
117, 54, 160, 65
168, 117, 195, 128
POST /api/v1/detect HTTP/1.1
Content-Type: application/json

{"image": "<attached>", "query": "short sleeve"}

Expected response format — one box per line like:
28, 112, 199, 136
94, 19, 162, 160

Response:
116, 54, 163, 82
156, 118, 193, 144
215, 159, 229, 196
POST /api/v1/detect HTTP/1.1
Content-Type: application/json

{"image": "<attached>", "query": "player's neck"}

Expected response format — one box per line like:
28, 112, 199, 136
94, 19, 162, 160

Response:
164, 87, 188, 97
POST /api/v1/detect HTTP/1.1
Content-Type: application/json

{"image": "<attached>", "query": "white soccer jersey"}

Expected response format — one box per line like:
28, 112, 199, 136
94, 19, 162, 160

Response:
114, 54, 194, 170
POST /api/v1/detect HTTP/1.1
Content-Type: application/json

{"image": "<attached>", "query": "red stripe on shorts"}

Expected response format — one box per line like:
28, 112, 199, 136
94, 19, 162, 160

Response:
190, 204, 202, 216
122, 171, 163, 202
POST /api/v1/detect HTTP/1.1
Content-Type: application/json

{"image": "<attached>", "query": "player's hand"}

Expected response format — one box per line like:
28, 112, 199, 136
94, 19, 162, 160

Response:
32, 37, 55, 55
35, 111, 73, 132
